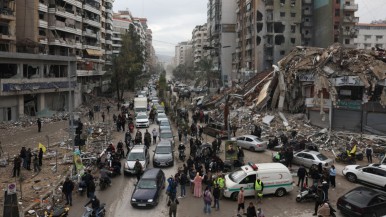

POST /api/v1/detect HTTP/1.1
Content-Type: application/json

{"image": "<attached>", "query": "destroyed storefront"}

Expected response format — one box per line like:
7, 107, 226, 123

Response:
275, 44, 386, 135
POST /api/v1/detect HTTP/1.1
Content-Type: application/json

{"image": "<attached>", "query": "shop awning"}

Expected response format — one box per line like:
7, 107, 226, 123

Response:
85, 49, 103, 57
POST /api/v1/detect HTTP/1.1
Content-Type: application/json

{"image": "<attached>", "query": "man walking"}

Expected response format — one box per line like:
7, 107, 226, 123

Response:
366, 145, 373, 163
179, 171, 188, 198
237, 187, 245, 216
12, 155, 21, 177
167, 196, 179, 217
297, 165, 307, 188
62, 177, 74, 206
212, 184, 220, 210
134, 159, 143, 183
37, 118, 42, 132
313, 186, 326, 216
255, 178, 264, 204
329, 165, 336, 188
152, 128, 158, 145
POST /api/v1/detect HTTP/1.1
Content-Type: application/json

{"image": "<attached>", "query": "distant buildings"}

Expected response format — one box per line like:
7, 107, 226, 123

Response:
354, 23, 386, 50
192, 24, 209, 68
174, 41, 193, 67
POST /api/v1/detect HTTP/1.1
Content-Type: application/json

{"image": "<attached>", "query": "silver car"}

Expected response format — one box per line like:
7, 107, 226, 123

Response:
292, 150, 333, 168
159, 129, 175, 147
156, 113, 168, 124
232, 135, 268, 152
153, 141, 174, 167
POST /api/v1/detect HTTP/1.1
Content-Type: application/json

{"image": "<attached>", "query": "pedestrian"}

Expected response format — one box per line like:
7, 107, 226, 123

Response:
246, 202, 257, 217
254, 178, 264, 204
237, 147, 244, 165
232, 124, 237, 137
237, 187, 245, 215
179, 171, 188, 198
87, 179, 96, 199
38, 148, 43, 166
33, 154, 40, 173
178, 127, 182, 142
25, 148, 32, 170
167, 176, 178, 199
366, 144, 373, 163
167, 196, 179, 217
37, 118, 42, 132
329, 165, 336, 188
152, 128, 158, 145
317, 202, 331, 217
203, 186, 212, 214
62, 176, 74, 206
12, 155, 21, 177
313, 186, 326, 216
198, 125, 203, 140
322, 181, 329, 201
20, 147, 27, 169
212, 184, 220, 210
101, 112, 105, 122
297, 165, 307, 188
217, 175, 225, 200
193, 172, 204, 197
183, 129, 188, 144
134, 159, 143, 183
106, 105, 110, 114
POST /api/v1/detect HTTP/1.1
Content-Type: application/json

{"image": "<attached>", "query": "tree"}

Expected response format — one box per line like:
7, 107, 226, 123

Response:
197, 57, 216, 92
111, 25, 145, 101
172, 64, 194, 82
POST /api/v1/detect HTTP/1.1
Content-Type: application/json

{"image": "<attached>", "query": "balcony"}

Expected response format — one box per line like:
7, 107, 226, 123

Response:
63, 0, 82, 8
0, 8, 16, 21
1, 78, 77, 94
83, 44, 100, 50
112, 50, 120, 54
343, 4, 358, 11
343, 16, 359, 23
265, 5, 273, 11
106, 50, 112, 55
84, 3, 100, 15
48, 8, 82, 22
105, 0, 114, 3
83, 29, 97, 38
303, 10, 312, 16
0, 34, 16, 41
49, 21, 82, 35
101, 16, 105, 22
39, 37, 48, 44
38, 3, 48, 12
105, 7, 113, 14
105, 18, 113, 24
48, 38, 76, 48
303, 21, 312, 27
105, 39, 112, 44
83, 18, 101, 28
112, 36, 121, 41
77, 70, 106, 77
39, 20, 48, 28
112, 44, 122, 47
76, 42, 82, 49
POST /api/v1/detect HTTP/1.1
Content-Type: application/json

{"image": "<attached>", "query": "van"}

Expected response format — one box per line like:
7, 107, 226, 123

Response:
224, 163, 293, 200
124, 145, 150, 176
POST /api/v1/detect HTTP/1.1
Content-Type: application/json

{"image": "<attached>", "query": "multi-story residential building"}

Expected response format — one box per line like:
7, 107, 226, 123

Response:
354, 23, 386, 50
313, 0, 358, 48
192, 24, 208, 68
234, 0, 302, 81
174, 41, 193, 67
207, 0, 237, 87
0, 0, 16, 52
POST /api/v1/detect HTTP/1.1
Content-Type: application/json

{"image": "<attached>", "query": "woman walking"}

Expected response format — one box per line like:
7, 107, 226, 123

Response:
193, 172, 204, 197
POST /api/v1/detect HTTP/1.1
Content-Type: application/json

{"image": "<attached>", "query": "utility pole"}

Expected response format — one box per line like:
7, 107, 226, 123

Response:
68, 61, 75, 175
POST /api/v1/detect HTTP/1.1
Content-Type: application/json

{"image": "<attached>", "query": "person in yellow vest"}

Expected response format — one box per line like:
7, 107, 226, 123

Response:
215, 175, 225, 200
255, 178, 264, 204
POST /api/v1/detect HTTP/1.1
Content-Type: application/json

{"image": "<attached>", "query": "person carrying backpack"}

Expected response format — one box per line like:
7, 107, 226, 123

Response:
167, 196, 179, 217
203, 186, 212, 214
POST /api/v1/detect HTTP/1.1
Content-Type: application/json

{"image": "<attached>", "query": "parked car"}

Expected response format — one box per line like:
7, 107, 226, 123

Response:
131, 168, 165, 207
159, 120, 172, 131
343, 164, 386, 189
203, 122, 227, 138
337, 186, 386, 217
124, 145, 149, 176
179, 88, 191, 98
156, 113, 168, 124
153, 141, 174, 167
159, 129, 175, 147
135, 112, 149, 128
232, 135, 268, 152
292, 150, 333, 168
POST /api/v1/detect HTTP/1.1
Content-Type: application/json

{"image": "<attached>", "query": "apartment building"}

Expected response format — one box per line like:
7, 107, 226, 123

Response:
174, 41, 193, 67
0, 0, 16, 52
234, 0, 302, 81
313, 0, 358, 48
192, 24, 208, 68
354, 23, 386, 50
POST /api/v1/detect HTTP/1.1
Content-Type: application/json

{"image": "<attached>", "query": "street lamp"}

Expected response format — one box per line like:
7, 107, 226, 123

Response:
224, 93, 244, 140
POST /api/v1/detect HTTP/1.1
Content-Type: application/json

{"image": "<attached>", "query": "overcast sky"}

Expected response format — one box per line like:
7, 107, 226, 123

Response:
113, 0, 385, 57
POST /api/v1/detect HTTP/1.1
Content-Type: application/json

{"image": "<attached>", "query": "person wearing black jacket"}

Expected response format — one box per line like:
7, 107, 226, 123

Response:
85, 196, 101, 217
313, 186, 326, 216
212, 184, 220, 210
246, 202, 257, 217
62, 177, 74, 206
179, 172, 188, 198
87, 179, 96, 199
297, 165, 308, 188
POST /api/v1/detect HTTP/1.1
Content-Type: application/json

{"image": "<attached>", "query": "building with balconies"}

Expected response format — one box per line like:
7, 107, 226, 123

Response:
192, 24, 208, 68
354, 23, 386, 50
0, 0, 16, 52
174, 41, 193, 67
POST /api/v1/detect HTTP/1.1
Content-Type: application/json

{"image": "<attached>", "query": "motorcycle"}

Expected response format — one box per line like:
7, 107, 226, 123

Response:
335, 152, 356, 164
78, 180, 87, 196
99, 177, 111, 190
296, 186, 317, 202
179, 149, 186, 161
82, 203, 106, 217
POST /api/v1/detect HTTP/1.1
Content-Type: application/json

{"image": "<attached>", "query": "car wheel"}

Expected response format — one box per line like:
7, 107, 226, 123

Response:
346, 173, 357, 182
231, 192, 239, 201
249, 147, 255, 152
275, 188, 286, 197
295, 196, 302, 202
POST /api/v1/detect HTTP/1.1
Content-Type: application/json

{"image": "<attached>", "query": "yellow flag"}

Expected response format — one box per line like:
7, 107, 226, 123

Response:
38, 143, 47, 153
350, 145, 357, 155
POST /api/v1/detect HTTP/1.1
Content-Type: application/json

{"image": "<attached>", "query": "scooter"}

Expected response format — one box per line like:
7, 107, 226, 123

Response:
179, 149, 186, 161
82, 203, 106, 217
296, 186, 317, 202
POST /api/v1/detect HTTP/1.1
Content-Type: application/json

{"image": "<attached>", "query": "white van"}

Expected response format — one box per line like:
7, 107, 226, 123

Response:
224, 163, 293, 200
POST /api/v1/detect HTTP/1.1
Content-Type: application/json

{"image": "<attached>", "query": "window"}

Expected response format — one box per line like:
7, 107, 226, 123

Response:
335, 9, 340, 16
246, 137, 253, 142
291, 25, 296, 33
364, 35, 372, 40
240, 174, 256, 184
376, 35, 383, 41
280, 0, 285, 4
280, 12, 285, 17
237, 137, 245, 141
303, 154, 315, 160
280, 50, 285, 55
291, 13, 296, 17
363, 168, 376, 174
344, 39, 350, 44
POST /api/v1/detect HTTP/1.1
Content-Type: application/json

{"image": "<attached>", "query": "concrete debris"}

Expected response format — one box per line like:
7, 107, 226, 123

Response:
278, 112, 289, 127
262, 115, 275, 126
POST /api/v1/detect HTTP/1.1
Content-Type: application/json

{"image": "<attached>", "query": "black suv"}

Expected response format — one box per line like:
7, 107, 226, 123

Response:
131, 168, 165, 208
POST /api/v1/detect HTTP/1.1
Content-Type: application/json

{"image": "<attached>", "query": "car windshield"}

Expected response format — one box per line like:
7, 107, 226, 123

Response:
156, 146, 171, 154
345, 191, 371, 205
158, 114, 167, 119
137, 114, 147, 119
160, 121, 170, 126
137, 179, 157, 189
253, 138, 261, 142
135, 108, 147, 113
161, 132, 173, 138
316, 154, 328, 161
127, 152, 145, 161
229, 169, 247, 183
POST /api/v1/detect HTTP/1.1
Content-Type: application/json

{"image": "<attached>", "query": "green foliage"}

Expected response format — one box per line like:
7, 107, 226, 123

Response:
111, 25, 145, 100
197, 57, 214, 90
172, 64, 194, 82
158, 71, 167, 99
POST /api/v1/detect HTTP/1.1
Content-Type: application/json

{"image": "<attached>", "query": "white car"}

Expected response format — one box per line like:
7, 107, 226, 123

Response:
156, 113, 168, 124
231, 135, 267, 152
135, 112, 149, 128
343, 164, 386, 189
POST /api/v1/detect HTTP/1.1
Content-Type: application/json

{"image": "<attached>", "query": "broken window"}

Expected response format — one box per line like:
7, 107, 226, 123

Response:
291, 25, 296, 33
275, 35, 285, 45
0, 64, 17, 78
291, 38, 295, 43
256, 11, 263, 21
256, 23, 263, 33
280, 12, 285, 17
280, 0, 285, 5
344, 39, 350, 44
256, 36, 261, 45
274, 22, 285, 33
280, 50, 285, 55
291, 13, 296, 17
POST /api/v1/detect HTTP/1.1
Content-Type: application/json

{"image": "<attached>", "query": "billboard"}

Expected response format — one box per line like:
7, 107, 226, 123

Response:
225, 140, 238, 161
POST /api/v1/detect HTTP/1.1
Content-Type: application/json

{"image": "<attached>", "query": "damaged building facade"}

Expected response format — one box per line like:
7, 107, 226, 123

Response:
273, 44, 386, 134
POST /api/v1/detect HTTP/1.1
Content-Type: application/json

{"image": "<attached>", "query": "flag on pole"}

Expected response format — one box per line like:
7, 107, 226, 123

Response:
38, 143, 47, 153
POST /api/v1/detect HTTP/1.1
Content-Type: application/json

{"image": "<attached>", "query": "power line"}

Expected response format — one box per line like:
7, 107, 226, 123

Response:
152, 39, 177, 46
